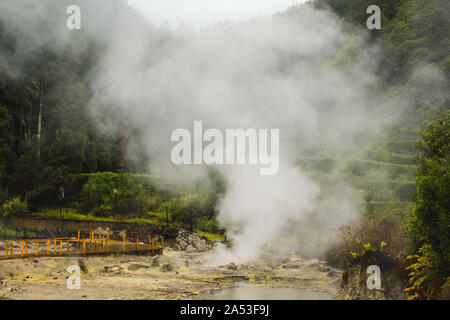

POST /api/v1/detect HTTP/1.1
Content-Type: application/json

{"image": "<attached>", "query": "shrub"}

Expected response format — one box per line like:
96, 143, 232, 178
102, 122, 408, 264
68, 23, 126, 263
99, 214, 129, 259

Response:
92, 207, 113, 218
25, 166, 74, 211
79, 172, 154, 216
390, 154, 416, 165
393, 182, 417, 201
196, 216, 220, 233
171, 195, 205, 230
368, 149, 391, 162
340, 158, 416, 180
405, 112, 450, 299
26, 186, 59, 211
146, 194, 163, 212
297, 158, 340, 173
1, 197, 28, 217
385, 141, 417, 156
326, 207, 408, 268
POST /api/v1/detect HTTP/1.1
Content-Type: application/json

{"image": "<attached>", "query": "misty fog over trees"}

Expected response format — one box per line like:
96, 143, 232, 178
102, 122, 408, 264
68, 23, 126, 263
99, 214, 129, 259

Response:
0, 0, 448, 299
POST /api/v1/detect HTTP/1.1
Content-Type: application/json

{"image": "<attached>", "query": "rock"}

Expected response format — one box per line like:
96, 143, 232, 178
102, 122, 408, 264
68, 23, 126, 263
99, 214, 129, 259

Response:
104, 265, 123, 274
151, 256, 160, 267
319, 265, 333, 272
225, 263, 238, 271
164, 247, 173, 254
327, 270, 341, 277
341, 251, 406, 300
175, 230, 213, 252
304, 259, 321, 268
127, 264, 150, 271
160, 264, 175, 273
282, 261, 302, 269
95, 227, 109, 235
78, 259, 88, 274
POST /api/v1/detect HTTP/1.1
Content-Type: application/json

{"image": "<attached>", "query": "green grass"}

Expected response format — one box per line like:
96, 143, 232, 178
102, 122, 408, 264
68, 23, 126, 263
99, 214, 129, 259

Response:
197, 230, 225, 242
147, 211, 172, 220
30, 209, 198, 230
0, 224, 37, 238
296, 157, 341, 173
30, 209, 165, 226
31, 209, 116, 222
29, 210, 223, 239
365, 201, 413, 213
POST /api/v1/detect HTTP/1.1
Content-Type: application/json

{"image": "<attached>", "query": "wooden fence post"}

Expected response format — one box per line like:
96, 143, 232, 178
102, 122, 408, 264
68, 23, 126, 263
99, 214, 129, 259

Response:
122, 232, 126, 251
35, 241, 39, 257
82, 239, 86, 256
21, 241, 24, 257
77, 230, 80, 248
5, 241, 8, 257
47, 240, 50, 255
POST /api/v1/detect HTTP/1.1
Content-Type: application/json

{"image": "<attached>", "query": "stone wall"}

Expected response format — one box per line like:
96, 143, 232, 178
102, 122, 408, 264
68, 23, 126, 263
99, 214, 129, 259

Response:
3, 216, 179, 240
174, 230, 214, 252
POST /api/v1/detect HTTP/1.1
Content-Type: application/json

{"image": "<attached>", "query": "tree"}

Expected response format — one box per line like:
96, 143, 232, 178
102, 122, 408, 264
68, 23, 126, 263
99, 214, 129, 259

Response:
0, 104, 13, 200
406, 111, 450, 298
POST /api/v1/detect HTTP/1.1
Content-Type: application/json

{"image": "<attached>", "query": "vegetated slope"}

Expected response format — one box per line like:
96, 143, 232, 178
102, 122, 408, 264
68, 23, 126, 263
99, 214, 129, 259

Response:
303, 0, 449, 299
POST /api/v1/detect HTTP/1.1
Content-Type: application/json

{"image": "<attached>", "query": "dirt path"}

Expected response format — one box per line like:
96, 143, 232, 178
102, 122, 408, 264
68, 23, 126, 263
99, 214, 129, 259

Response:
0, 248, 341, 300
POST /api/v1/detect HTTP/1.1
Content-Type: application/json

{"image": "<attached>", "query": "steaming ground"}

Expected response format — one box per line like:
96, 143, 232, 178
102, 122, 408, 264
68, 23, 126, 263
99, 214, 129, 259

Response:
209, 165, 320, 265
0, 248, 341, 300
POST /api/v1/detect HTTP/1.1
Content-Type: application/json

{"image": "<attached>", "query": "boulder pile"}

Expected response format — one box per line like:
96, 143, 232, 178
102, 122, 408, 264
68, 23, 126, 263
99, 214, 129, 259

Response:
175, 230, 213, 252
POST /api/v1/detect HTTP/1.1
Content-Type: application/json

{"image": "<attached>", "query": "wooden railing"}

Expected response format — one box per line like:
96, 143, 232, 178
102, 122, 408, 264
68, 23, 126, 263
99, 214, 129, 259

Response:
0, 231, 163, 260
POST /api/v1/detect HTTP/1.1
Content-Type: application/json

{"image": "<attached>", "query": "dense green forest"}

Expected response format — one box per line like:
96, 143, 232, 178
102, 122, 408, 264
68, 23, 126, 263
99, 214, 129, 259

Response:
0, 0, 448, 299
0, 0, 226, 234
310, 0, 449, 299
312, 0, 449, 299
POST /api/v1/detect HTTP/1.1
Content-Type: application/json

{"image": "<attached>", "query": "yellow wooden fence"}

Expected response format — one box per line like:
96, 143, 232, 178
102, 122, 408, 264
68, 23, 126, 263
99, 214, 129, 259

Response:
0, 231, 164, 260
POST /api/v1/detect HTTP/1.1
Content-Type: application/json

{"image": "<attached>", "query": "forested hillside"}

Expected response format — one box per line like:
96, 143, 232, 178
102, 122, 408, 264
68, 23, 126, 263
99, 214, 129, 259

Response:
311, 0, 449, 299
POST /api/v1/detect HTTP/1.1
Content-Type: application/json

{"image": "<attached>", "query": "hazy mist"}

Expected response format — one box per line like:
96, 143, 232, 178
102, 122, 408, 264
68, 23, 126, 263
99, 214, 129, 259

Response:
2, 0, 442, 264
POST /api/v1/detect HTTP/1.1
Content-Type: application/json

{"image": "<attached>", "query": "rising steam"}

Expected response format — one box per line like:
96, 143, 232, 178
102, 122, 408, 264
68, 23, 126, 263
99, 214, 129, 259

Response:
89, 3, 410, 264
1, 1, 420, 264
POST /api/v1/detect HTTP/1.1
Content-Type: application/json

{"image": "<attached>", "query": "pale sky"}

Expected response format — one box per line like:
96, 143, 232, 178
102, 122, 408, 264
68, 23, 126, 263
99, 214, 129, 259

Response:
128, 0, 306, 28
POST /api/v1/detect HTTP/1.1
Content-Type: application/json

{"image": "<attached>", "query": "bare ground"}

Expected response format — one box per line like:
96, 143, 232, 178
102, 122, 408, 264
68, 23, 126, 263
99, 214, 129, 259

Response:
0, 248, 341, 300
